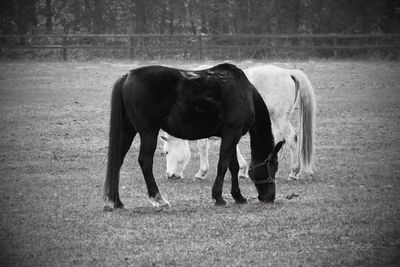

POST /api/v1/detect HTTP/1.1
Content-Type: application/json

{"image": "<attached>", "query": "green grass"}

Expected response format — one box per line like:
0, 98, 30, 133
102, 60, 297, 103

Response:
0, 60, 399, 266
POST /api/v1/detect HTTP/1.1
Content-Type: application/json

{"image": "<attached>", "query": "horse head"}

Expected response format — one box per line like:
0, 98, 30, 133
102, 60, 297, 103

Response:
160, 134, 191, 180
249, 140, 285, 202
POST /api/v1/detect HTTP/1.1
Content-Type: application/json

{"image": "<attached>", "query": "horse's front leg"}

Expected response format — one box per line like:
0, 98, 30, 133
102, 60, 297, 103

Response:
212, 134, 239, 206
229, 149, 247, 204
287, 123, 300, 180
138, 133, 170, 209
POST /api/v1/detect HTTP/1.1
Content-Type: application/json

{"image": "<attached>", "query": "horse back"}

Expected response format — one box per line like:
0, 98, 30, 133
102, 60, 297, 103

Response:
121, 64, 255, 139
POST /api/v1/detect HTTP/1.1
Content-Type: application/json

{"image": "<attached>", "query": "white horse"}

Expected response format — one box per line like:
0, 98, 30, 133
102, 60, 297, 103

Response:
160, 64, 316, 180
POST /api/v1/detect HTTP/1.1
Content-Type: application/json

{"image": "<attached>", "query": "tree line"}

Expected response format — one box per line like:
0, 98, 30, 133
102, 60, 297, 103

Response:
1, 0, 399, 36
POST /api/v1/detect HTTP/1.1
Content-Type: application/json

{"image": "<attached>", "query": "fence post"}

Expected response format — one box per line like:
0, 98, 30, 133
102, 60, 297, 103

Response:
333, 37, 338, 58
62, 34, 67, 61
197, 35, 203, 60
129, 35, 135, 59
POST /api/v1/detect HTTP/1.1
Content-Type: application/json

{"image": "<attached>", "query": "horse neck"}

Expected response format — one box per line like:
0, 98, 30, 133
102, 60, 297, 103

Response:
249, 90, 275, 163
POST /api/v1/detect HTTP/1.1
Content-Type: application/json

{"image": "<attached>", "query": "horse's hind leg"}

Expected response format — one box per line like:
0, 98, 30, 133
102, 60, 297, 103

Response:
236, 146, 249, 179
287, 123, 300, 180
138, 132, 170, 209
106, 124, 136, 209
195, 139, 209, 179
229, 150, 247, 204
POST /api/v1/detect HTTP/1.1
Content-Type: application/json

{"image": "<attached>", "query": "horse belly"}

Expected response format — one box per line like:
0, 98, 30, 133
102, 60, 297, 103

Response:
162, 100, 223, 140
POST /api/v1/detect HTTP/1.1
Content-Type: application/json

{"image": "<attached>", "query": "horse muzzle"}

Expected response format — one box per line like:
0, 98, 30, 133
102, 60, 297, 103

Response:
166, 174, 182, 180
257, 183, 276, 203
258, 194, 275, 203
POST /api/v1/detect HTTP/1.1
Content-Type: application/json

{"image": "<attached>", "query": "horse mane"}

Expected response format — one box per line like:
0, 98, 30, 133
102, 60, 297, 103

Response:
209, 63, 245, 79
249, 87, 275, 162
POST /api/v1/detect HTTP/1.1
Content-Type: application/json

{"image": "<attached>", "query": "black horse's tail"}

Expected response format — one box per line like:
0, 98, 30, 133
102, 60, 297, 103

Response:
104, 74, 128, 206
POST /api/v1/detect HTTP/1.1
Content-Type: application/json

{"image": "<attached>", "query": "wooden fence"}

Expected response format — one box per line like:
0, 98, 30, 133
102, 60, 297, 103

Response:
0, 33, 399, 60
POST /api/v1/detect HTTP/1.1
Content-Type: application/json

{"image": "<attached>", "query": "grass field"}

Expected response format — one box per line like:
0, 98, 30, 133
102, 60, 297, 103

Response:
0, 60, 399, 266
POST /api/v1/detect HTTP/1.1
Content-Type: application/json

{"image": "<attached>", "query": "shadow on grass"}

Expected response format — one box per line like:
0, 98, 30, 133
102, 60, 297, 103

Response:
102, 197, 291, 219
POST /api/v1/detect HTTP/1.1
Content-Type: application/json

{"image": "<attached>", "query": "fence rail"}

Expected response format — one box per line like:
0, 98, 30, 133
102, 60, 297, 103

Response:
1, 34, 399, 60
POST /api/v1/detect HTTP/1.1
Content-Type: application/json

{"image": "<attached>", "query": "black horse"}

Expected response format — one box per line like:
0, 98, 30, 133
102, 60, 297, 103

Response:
104, 63, 284, 209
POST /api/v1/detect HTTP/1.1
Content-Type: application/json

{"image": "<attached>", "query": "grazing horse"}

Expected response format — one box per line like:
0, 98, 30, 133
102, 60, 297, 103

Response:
104, 63, 285, 209
162, 64, 316, 181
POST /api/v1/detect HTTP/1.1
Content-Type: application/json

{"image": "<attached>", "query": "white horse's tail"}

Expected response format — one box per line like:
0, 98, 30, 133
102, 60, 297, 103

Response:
290, 70, 316, 174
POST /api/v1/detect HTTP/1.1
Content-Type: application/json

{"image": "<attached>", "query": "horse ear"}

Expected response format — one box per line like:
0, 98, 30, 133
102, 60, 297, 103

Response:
160, 135, 168, 142
273, 140, 285, 155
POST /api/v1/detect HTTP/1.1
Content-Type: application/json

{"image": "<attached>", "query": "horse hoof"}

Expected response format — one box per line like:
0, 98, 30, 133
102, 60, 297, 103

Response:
113, 200, 124, 209
159, 201, 171, 210
195, 174, 206, 180
286, 192, 299, 200
232, 192, 247, 204
259, 199, 274, 203
235, 198, 248, 204
195, 171, 207, 180
103, 205, 126, 212
239, 168, 248, 179
103, 206, 113, 212
260, 200, 274, 204
215, 199, 227, 206
149, 194, 171, 209
239, 174, 249, 180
